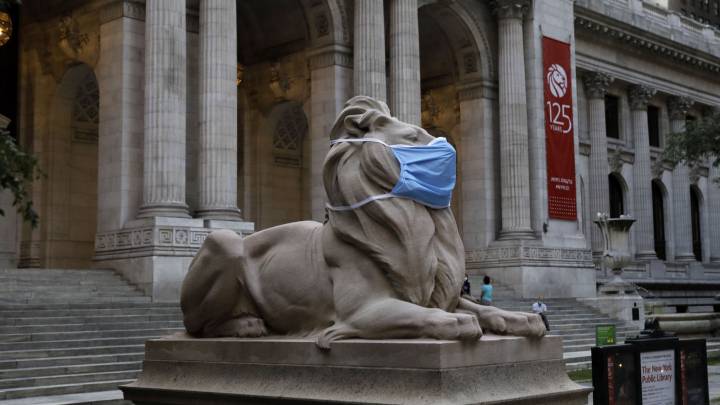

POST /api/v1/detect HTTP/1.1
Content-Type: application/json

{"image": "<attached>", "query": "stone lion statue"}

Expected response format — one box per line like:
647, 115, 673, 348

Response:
181, 96, 546, 348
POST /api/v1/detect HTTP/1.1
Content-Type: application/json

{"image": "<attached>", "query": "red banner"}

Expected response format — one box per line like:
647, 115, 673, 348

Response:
543, 36, 577, 220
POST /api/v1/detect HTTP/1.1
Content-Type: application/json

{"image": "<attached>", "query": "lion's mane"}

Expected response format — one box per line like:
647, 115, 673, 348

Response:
322, 96, 465, 311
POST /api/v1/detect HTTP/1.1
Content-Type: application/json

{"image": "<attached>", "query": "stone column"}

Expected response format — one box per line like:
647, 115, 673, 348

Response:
628, 84, 657, 259
582, 72, 613, 254
196, 0, 241, 220
667, 96, 695, 261
709, 163, 720, 263
139, 0, 189, 218
388, 0, 420, 124
496, 0, 533, 239
309, 46, 353, 221
353, 0, 386, 101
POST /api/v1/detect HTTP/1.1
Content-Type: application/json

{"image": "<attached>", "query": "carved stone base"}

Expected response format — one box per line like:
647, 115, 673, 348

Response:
121, 334, 591, 404
94, 216, 254, 302
466, 243, 596, 298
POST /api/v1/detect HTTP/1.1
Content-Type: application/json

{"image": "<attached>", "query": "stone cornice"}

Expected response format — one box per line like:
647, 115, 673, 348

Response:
466, 246, 593, 269
627, 85, 656, 111
457, 81, 498, 101
99, 0, 144, 24
575, 12, 720, 75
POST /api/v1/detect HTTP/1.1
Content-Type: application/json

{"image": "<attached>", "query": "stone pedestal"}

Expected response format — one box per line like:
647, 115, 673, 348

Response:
580, 295, 645, 331
94, 217, 253, 302
121, 334, 591, 404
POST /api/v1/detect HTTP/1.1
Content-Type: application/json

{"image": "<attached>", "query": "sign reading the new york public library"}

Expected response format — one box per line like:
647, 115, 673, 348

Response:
640, 350, 675, 405
542, 36, 577, 220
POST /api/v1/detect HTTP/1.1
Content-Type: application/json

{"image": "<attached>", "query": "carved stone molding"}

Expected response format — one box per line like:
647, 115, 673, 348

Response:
609, 147, 624, 173
627, 85, 656, 111
651, 158, 665, 179
576, 15, 720, 74
581, 72, 613, 99
492, 0, 531, 20
667, 96, 695, 120
100, 0, 145, 24
466, 246, 593, 268
308, 45, 353, 69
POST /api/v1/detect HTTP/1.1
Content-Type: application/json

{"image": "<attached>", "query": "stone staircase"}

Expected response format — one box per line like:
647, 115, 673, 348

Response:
0, 269, 184, 403
492, 297, 640, 371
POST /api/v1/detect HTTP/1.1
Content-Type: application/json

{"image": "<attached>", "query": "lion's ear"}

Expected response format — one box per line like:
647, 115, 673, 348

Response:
330, 96, 393, 141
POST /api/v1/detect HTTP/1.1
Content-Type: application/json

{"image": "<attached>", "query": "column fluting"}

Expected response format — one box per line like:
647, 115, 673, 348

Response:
496, 0, 533, 239
196, 0, 241, 220
353, 0, 386, 101
139, 0, 189, 218
389, 0, 420, 124
667, 96, 695, 261
628, 84, 657, 259
582, 72, 613, 254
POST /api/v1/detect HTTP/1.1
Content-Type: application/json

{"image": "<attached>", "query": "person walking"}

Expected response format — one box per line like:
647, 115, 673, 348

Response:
532, 296, 550, 332
480, 276, 493, 306
461, 274, 471, 296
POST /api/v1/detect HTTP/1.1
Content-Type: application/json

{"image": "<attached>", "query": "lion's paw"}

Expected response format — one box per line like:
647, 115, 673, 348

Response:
428, 311, 482, 341
208, 315, 268, 338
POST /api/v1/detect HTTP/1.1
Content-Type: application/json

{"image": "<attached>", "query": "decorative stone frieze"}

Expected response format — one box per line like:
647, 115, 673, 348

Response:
627, 85, 656, 111
95, 224, 253, 259
582, 72, 613, 99
492, 0, 531, 20
466, 247, 593, 268
667, 96, 694, 120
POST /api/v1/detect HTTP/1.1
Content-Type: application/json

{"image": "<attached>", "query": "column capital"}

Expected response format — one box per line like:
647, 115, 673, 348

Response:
667, 96, 694, 120
582, 72, 613, 99
627, 84, 656, 111
493, 0, 530, 20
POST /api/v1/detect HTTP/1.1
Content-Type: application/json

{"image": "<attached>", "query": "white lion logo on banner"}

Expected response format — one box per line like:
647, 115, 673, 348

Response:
547, 63, 568, 98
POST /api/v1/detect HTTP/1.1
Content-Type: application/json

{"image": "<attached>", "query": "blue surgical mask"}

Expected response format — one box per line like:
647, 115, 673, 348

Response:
326, 137, 456, 211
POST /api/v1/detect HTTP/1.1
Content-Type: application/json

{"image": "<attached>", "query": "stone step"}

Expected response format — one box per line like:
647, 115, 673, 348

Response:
0, 328, 182, 343
0, 361, 139, 380
0, 389, 127, 405
0, 370, 138, 390
0, 320, 183, 334
0, 379, 134, 400
0, 336, 163, 352
0, 297, 152, 306
0, 344, 145, 361
0, 302, 177, 311
0, 353, 144, 370
0, 307, 180, 318
0, 314, 178, 327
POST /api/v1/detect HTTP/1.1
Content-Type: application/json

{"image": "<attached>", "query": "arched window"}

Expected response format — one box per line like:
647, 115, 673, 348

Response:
691, 186, 702, 261
608, 174, 624, 218
652, 180, 666, 260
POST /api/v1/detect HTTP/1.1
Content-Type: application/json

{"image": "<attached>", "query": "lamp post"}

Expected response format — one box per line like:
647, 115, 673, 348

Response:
594, 212, 638, 295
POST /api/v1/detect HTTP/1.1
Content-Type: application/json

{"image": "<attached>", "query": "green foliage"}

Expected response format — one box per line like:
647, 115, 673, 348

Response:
567, 368, 592, 382
0, 129, 40, 227
663, 111, 720, 184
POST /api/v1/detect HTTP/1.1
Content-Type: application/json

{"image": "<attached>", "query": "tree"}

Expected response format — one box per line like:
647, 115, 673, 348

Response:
0, 125, 40, 227
663, 110, 720, 185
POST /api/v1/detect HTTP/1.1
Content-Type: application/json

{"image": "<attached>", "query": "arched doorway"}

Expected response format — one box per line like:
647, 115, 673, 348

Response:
691, 185, 702, 261
608, 173, 625, 218
45, 64, 99, 268
652, 179, 667, 260
418, 1, 493, 249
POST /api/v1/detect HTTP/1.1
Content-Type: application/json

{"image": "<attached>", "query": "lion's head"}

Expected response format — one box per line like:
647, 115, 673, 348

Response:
322, 96, 465, 311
